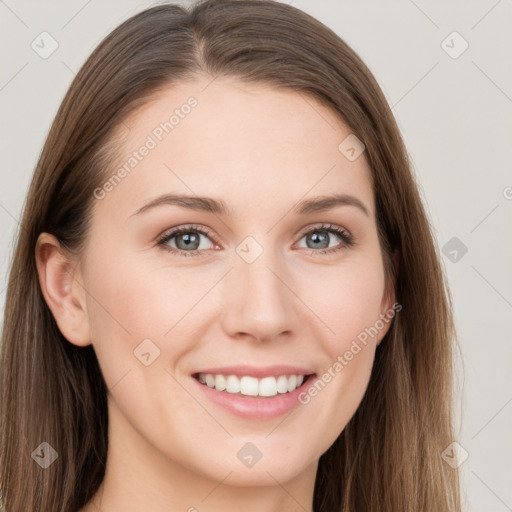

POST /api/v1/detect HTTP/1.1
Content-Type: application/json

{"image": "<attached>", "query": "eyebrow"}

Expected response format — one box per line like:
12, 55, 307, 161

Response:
130, 193, 369, 218
130, 194, 231, 217
294, 194, 369, 217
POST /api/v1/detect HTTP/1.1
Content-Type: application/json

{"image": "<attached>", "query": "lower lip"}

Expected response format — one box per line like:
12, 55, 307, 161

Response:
191, 375, 316, 420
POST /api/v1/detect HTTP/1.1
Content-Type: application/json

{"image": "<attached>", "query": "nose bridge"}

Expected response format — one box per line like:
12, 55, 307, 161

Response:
220, 238, 297, 341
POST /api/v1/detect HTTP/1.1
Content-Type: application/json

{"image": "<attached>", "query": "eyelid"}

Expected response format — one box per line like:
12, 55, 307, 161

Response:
156, 224, 219, 245
296, 222, 351, 239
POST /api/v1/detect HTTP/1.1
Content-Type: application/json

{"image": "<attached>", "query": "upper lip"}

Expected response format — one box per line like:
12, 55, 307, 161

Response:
192, 365, 316, 379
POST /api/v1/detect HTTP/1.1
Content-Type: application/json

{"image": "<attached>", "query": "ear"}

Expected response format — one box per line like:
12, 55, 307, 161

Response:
35, 232, 91, 347
376, 248, 399, 346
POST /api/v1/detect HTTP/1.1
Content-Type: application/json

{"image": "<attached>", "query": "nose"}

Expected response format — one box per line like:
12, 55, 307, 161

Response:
219, 247, 299, 343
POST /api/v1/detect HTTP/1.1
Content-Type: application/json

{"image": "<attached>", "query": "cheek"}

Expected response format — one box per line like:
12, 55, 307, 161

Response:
81, 248, 169, 387
295, 252, 387, 352
292, 252, 385, 432
82, 249, 219, 381
84, 240, 175, 338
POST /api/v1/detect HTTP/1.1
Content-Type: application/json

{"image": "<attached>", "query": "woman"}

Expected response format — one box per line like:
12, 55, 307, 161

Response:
0, 0, 462, 510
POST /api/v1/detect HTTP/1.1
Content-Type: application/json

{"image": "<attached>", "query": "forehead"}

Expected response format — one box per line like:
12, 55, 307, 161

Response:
97, 76, 374, 221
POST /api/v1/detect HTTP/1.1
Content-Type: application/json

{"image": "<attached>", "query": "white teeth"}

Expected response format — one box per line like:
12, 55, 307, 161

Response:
226, 375, 241, 394
259, 376, 278, 397
215, 374, 226, 391
196, 373, 308, 397
276, 375, 289, 393
287, 375, 297, 392
240, 376, 259, 396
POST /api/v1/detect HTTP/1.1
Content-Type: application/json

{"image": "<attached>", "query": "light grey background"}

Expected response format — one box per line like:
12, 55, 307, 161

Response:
1, 1, 511, 510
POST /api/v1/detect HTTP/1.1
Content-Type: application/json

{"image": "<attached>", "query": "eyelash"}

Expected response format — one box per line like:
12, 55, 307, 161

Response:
156, 223, 355, 258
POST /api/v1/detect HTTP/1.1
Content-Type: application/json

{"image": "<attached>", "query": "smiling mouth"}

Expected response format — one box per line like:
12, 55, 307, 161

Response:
192, 372, 315, 398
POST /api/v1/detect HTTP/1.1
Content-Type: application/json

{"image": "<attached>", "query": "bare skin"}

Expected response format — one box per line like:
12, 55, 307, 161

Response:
36, 76, 395, 512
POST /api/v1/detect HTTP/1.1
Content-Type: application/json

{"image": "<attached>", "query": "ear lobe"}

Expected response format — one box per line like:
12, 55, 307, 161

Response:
35, 232, 91, 347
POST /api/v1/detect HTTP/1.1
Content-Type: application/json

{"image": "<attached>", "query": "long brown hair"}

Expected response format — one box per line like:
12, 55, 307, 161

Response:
0, 1, 461, 510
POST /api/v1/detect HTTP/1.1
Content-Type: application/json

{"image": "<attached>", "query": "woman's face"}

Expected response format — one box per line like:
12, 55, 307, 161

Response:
75, 77, 395, 486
